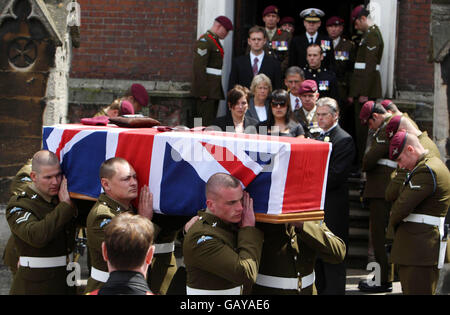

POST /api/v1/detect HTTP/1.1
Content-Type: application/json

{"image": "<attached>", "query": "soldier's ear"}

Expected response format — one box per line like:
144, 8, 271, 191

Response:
101, 242, 108, 262
30, 171, 37, 182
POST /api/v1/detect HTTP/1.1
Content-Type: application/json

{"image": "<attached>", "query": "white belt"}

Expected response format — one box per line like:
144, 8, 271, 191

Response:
19, 253, 73, 269
403, 214, 446, 269
91, 267, 109, 283
355, 62, 381, 71
186, 285, 242, 295
154, 242, 175, 254
255, 271, 315, 290
206, 67, 222, 76
378, 159, 398, 169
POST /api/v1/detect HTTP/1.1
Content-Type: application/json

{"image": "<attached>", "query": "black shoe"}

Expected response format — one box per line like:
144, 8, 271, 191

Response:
358, 280, 393, 293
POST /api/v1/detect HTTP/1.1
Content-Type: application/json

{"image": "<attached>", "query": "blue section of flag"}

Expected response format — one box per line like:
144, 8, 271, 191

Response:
160, 142, 207, 216
244, 151, 274, 213
42, 128, 53, 150
60, 132, 107, 199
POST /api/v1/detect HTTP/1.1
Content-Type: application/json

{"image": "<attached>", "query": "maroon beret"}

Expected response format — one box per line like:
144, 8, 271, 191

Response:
131, 84, 149, 107
298, 80, 318, 95
215, 16, 234, 31
326, 16, 345, 27
120, 100, 135, 116
390, 131, 408, 160
81, 116, 109, 126
385, 115, 402, 140
263, 5, 279, 17
359, 101, 376, 125
280, 16, 295, 26
351, 5, 365, 22
381, 99, 394, 109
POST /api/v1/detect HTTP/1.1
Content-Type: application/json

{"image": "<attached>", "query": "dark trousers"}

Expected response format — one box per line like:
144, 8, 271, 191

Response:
315, 259, 347, 295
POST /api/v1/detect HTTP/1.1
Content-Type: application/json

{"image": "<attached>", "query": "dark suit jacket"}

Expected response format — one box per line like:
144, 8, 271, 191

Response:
323, 125, 356, 245
228, 54, 282, 91
211, 114, 258, 134
245, 98, 270, 123
289, 33, 335, 72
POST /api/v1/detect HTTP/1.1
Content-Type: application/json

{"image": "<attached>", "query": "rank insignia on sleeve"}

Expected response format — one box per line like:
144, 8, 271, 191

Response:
197, 48, 208, 57
408, 181, 422, 190
197, 235, 213, 245
16, 212, 31, 224
367, 46, 377, 51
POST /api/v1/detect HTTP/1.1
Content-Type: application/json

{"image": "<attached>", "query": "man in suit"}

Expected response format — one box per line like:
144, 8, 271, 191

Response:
388, 132, 450, 295
294, 80, 322, 139
314, 97, 356, 295
303, 44, 339, 100
285, 66, 305, 113
229, 25, 282, 90
289, 8, 335, 72
192, 16, 233, 127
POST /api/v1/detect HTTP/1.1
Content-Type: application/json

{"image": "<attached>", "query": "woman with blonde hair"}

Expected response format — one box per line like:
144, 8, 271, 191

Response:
246, 74, 272, 123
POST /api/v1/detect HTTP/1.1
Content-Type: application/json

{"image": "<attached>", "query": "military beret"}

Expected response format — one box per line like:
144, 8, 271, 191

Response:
385, 115, 402, 140
351, 5, 367, 22
81, 116, 109, 126
131, 84, 149, 107
298, 80, 318, 94
300, 8, 325, 22
215, 16, 234, 31
390, 131, 408, 160
381, 99, 394, 109
359, 101, 376, 125
263, 5, 279, 17
120, 100, 135, 116
326, 16, 345, 27
280, 16, 295, 26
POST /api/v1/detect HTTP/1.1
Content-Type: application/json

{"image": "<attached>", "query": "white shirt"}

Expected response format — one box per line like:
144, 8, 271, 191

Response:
289, 93, 302, 111
306, 32, 318, 44
303, 106, 317, 124
254, 105, 267, 122
250, 51, 265, 74
333, 37, 341, 49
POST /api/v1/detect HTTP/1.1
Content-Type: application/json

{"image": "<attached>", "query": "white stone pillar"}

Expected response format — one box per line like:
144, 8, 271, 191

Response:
433, 63, 449, 163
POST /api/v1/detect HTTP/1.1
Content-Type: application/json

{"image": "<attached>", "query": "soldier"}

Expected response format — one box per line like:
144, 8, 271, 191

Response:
289, 8, 335, 73
294, 80, 322, 139
381, 99, 419, 130
84, 157, 154, 293
192, 16, 233, 127
303, 44, 339, 100
94, 99, 135, 118
183, 173, 264, 295
357, 101, 395, 293
388, 132, 450, 295
280, 16, 296, 35
6, 150, 77, 295
349, 5, 384, 165
385, 115, 441, 203
326, 16, 356, 136
261, 5, 292, 75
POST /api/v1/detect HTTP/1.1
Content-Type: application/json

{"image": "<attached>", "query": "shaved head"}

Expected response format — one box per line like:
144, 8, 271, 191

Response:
206, 173, 241, 200
31, 150, 60, 173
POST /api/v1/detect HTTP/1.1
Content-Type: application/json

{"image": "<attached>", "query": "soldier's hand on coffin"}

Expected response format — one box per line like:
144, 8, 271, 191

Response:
58, 176, 73, 207
184, 216, 200, 234
290, 221, 304, 232
138, 185, 153, 221
240, 192, 255, 228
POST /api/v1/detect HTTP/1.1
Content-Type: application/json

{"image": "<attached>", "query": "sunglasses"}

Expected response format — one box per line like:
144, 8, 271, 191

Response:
271, 101, 287, 108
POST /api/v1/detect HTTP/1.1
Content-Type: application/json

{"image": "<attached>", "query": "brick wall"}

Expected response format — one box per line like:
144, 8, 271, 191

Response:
70, 0, 198, 82
396, 0, 434, 92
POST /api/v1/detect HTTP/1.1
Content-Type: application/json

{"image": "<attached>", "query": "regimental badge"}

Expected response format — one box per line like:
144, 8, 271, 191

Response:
197, 235, 213, 245
100, 218, 111, 228
335, 51, 349, 61
319, 81, 330, 91
321, 40, 331, 51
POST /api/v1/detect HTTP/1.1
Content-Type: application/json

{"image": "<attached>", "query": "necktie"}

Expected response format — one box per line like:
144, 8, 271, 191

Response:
309, 37, 314, 44
295, 98, 300, 110
253, 57, 259, 76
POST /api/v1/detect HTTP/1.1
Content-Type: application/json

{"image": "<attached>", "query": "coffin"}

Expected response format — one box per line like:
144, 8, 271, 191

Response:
42, 124, 331, 223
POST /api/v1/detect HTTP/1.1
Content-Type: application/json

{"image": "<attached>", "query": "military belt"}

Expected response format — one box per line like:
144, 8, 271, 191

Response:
403, 214, 446, 269
91, 266, 109, 283
206, 68, 222, 76
186, 285, 242, 295
255, 271, 315, 290
377, 159, 398, 169
154, 242, 175, 254
19, 253, 73, 269
354, 62, 381, 71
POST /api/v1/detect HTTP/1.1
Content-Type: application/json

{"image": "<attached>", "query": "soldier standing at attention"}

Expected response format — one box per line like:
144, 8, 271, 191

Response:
326, 16, 356, 137
357, 101, 395, 293
348, 5, 384, 165
192, 16, 233, 127
262, 5, 292, 76
388, 132, 450, 295
6, 150, 78, 295
85, 158, 154, 293
183, 173, 264, 295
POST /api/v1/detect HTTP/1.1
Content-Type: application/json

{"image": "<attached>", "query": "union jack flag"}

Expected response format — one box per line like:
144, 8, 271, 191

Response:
43, 125, 331, 216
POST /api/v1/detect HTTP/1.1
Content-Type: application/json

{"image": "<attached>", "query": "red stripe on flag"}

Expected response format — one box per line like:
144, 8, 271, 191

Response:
55, 130, 82, 161
200, 142, 257, 187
